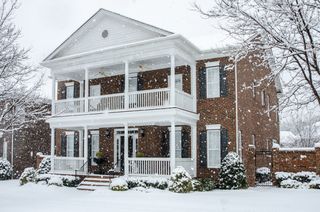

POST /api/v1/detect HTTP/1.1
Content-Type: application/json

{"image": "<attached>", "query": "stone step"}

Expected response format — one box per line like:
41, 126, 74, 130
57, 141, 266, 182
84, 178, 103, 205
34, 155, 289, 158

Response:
79, 181, 111, 186
83, 178, 112, 183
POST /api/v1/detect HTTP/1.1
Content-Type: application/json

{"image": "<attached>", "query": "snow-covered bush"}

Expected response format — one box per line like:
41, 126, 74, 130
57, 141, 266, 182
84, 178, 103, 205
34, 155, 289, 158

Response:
37, 157, 51, 174
192, 178, 215, 192
309, 179, 320, 189
48, 175, 63, 186
61, 175, 80, 187
0, 159, 12, 180
126, 177, 168, 190
256, 167, 271, 183
292, 171, 316, 183
19, 167, 36, 185
111, 178, 128, 191
219, 152, 247, 189
168, 166, 193, 193
35, 174, 51, 184
275, 172, 293, 186
280, 179, 302, 189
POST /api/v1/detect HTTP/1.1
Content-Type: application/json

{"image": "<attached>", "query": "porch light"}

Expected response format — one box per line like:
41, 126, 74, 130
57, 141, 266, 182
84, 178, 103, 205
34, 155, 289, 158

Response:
140, 128, 145, 137
105, 129, 111, 138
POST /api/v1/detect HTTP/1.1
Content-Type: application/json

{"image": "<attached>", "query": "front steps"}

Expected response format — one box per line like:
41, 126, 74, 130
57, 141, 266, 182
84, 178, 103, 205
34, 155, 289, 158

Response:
77, 175, 118, 191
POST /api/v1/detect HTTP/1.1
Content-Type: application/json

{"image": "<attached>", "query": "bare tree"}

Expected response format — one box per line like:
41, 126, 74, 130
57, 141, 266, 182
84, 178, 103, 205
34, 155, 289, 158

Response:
194, 0, 320, 109
0, 0, 47, 133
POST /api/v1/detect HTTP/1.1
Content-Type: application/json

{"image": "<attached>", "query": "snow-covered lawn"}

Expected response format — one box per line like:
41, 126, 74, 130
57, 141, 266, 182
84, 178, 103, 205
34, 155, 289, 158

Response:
0, 180, 319, 212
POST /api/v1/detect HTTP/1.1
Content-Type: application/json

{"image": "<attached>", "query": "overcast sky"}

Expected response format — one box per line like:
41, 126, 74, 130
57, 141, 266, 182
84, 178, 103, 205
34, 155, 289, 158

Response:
13, 0, 229, 97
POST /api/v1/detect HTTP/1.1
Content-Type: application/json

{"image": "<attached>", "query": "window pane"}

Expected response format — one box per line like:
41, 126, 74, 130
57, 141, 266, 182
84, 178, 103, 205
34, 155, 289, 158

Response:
66, 135, 74, 157
207, 129, 221, 167
207, 67, 220, 98
66, 86, 74, 99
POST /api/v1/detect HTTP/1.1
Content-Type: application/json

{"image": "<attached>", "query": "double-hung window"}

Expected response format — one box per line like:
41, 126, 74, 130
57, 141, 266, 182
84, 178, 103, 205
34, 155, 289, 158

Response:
206, 63, 220, 98
206, 125, 221, 168
168, 74, 183, 91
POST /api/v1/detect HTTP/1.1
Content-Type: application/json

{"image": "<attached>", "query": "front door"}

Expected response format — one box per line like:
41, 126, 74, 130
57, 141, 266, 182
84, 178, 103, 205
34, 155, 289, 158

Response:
115, 130, 138, 172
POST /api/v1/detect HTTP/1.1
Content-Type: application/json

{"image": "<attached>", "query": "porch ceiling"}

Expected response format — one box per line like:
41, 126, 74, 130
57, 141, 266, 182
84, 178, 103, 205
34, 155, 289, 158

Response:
54, 55, 189, 81
47, 108, 199, 129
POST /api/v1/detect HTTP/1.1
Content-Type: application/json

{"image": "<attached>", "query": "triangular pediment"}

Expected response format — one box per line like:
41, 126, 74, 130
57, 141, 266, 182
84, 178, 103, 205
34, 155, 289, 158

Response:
45, 9, 173, 61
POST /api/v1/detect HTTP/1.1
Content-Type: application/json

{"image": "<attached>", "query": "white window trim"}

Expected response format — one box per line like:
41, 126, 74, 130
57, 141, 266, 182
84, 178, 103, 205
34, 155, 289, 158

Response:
206, 64, 220, 99
206, 124, 221, 168
65, 82, 75, 87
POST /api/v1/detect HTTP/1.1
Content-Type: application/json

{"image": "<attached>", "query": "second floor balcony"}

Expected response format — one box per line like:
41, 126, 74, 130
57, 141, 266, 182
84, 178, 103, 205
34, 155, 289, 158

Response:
51, 54, 197, 116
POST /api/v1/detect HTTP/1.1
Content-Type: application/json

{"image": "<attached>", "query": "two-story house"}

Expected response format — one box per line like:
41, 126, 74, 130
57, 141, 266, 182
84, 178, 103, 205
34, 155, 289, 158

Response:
42, 9, 280, 186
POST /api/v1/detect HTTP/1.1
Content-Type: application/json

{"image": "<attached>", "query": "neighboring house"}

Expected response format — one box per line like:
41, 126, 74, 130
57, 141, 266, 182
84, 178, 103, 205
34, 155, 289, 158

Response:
0, 102, 51, 177
41, 9, 280, 186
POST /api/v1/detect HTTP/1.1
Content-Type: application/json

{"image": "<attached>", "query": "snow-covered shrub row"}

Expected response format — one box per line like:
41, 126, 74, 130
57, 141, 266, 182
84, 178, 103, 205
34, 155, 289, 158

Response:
275, 172, 293, 186
168, 166, 193, 193
256, 167, 271, 183
48, 175, 63, 186
19, 167, 36, 185
110, 178, 128, 191
292, 171, 316, 183
61, 175, 81, 187
309, 179, 320, 189
275, 171, 320, 189
125, 177, 168, 190
280, 179, 303, 189
191, 178, 215, 192
0, 159, 12, 180
37, 157, 51, 174
219, 152, 247, 189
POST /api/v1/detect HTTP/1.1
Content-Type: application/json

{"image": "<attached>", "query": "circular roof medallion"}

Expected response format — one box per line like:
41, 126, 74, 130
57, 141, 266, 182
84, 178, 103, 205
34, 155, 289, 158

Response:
102, 30, 109, 38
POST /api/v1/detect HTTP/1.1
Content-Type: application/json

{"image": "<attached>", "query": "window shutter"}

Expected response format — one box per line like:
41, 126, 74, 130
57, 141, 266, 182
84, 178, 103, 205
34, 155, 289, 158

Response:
199, 131, 207, 167
61, 134, 66, 157
87, 133, 92, 166
137, 74, 144, 91
199, 67, 207, 99
74, 83, 80, 98
161, 130, 170, 157
74, 132, 79, 157
220, 128, 228, 162
120, 76, 125, 93
181, 130, 189, 158
220, 64, 227, 96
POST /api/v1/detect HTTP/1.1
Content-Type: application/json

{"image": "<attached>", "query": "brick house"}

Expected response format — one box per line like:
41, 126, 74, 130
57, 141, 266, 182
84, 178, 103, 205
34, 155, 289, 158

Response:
41, 9, 281, 186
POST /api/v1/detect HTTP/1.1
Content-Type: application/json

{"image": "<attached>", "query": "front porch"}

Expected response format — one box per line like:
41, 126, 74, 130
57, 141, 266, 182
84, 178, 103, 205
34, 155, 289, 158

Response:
50, 122, 197, 178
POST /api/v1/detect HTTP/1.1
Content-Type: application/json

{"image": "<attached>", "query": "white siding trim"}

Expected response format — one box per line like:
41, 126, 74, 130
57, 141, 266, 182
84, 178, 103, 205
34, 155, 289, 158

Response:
205, 61, 220, 67
65, 82, 75, 87
206, 124, 221, 130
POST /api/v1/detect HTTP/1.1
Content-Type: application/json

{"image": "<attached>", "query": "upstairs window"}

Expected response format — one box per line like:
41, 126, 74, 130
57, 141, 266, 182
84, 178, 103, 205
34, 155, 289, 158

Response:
65, 82, 75, 99
168, 74, 183, 91
206, 65, 220, 98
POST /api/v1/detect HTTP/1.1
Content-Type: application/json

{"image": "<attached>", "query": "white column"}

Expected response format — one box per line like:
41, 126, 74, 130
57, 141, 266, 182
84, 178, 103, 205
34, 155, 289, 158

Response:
191, 124, 197, 177
83, 126, 88, 174
170, 120, 176, 174
50, 128, 55, 173
191, 63, 197, 112
124, 61, 129, 110
84, 68, 89, 112
170, 55, 176, 106
79, 129, 83, 157
124, 123, 129, 176
51, 74, 56, 115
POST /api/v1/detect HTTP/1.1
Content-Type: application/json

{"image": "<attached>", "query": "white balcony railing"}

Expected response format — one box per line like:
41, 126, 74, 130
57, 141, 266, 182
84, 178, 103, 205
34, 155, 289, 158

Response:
128, 157, 171, 176
54, 98, 85, 114
53, 88, 194, 115
52, 157, 86, 174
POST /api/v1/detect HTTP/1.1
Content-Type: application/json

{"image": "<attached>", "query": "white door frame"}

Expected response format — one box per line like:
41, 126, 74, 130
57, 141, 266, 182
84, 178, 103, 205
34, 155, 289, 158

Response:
113, 128, 138, 167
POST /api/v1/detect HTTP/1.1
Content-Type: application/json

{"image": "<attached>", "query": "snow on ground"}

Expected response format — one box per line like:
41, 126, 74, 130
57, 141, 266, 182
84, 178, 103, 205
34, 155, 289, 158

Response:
0, 180, 319, 212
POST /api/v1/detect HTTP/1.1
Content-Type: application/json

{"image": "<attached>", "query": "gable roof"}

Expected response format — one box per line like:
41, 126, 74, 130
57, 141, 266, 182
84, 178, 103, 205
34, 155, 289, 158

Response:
44, 9, 174, 61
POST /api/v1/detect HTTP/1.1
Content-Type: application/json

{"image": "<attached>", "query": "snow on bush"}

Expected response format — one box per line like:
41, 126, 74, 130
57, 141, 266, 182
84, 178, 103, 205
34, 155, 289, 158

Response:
35, 174, 51, 184
280, 179, 303, 189
219, 152, 247, 189
256, 167, 271, 183
292, 171, 316, 183
168, 166, 193, 193
192, 178, 215, 192
126, 177, 168, 190
61, 175, 80, 187
37, 157, 51, 174
19, 167, 36, 185
110, 178, 128, 191
0, 159, 12, 180
309, 179, 320, 189
275, 172, 293, 186
48, 175, 63, 186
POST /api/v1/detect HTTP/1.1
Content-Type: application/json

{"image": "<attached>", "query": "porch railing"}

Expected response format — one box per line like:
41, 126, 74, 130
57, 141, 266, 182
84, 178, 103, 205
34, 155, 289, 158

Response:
52, 157, 86, 174
53, 88, 194, 115
175, 90, 193, 112
128, 157, 171, 176
88, 93, 125, 112
128, 88, 170, 109
54, 98, 85, 114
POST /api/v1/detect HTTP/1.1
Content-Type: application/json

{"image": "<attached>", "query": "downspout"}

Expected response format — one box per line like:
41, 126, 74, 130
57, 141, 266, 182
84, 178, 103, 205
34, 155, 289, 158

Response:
11, 127, 14, 179
235, 56, 239, 154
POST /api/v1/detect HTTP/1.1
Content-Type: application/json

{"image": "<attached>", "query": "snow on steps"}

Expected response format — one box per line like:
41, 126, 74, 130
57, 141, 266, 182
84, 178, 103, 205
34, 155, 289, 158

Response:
77, 175, 118, 191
